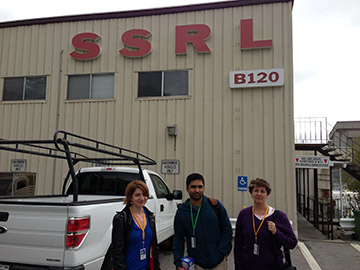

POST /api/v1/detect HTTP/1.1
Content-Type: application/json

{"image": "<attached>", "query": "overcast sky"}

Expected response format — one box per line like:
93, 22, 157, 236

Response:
1, 0, 359, 127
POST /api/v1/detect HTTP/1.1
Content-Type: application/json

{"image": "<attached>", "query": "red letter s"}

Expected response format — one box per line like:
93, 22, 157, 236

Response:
120, 29, 151, 58
70, 33, 101, 60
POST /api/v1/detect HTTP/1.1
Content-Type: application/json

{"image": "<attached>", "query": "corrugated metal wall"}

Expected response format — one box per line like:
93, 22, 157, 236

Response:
0, 2, 295, 225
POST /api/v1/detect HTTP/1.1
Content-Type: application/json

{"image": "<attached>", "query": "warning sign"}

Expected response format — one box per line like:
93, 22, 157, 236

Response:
295, 156, 330, 169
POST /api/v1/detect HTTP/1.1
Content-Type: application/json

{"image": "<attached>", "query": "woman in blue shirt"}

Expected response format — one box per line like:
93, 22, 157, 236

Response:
111, 180, 160, 270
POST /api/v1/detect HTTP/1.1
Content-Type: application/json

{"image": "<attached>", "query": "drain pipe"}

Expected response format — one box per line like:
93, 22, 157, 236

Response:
52, 49, 64, 194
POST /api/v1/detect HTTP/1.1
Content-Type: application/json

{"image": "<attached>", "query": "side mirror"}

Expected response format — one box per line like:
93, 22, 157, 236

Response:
166, 193, 175, 200
173, 190, 183, 200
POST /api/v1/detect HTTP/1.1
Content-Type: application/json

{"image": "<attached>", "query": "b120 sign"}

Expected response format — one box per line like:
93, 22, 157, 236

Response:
229, 68, 284, 88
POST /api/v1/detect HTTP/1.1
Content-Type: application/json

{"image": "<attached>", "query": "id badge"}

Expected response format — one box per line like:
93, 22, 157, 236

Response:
191, 237, 196, 248
253, 243, 260, 256
140, 247, 146, 260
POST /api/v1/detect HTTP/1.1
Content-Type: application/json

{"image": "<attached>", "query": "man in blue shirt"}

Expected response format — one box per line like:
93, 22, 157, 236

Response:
173, 173, 233, 269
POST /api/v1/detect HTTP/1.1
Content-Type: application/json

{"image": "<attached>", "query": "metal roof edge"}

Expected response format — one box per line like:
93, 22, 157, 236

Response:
0, 0, 294, 28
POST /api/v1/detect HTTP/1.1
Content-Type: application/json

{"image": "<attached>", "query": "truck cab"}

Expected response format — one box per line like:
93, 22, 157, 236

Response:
66, 166, 182, 243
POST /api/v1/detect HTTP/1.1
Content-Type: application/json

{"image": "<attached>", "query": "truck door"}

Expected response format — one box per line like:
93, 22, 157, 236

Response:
148, 174, 178, 243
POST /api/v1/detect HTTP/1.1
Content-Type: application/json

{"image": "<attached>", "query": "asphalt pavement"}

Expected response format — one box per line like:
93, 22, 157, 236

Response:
159, 213, 360, 269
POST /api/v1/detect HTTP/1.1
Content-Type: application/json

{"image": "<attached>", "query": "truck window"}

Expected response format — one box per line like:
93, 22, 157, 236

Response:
0, 173, 36, 196
17, 180, 27, 190
149, 174, 170, 199
67, 171, 141, 196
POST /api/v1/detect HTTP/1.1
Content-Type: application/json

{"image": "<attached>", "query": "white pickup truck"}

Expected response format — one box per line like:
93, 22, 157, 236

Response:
0, 131, 182, 270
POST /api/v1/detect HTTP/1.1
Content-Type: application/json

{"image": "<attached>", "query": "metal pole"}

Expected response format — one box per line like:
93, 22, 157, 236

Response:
60, 139, 78, 202
314, 151, 319, 229
307, 169, 310, 220
339, 168, 343, 218
52, 49, 64, 195
303, 169, 306, 216
330, 166, 334, 240
296, 169, 299, 211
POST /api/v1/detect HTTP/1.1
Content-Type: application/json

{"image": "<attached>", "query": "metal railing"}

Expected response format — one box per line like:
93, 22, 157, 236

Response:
294, 117, 329, 144
297, 194, 333, 239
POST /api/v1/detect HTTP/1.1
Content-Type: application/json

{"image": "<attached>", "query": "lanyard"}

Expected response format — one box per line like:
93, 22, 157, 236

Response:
190, 202, 201, 235
252, 205, 269, 242
130, 207, 146, 246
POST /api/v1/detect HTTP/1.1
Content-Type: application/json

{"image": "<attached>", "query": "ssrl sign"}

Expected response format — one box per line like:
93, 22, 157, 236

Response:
295, 156, 330, 169
70, 19, 273, 60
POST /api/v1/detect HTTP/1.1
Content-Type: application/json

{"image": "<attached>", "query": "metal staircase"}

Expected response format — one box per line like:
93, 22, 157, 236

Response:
295, 117, 360, 181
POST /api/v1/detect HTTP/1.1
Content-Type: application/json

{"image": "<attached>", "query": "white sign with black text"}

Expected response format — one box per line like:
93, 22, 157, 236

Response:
11, 159, 27, 172
161, 160, 180, 174
295, 156, 330, 169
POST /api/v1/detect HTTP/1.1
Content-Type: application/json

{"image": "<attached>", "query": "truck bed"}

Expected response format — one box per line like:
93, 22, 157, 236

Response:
0, 196, 127, 268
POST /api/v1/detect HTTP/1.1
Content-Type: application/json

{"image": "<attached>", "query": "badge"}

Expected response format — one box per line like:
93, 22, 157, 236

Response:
191, 237, 196, 248
140, 247, 146, 260
253, 243, 260, 256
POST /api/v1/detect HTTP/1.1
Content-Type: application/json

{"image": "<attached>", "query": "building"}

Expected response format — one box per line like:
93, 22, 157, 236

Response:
0, 0, 296, 226
329, 121, 360, 148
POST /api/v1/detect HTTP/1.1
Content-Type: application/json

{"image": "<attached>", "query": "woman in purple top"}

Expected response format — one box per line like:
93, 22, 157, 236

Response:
234, 178, 297, 270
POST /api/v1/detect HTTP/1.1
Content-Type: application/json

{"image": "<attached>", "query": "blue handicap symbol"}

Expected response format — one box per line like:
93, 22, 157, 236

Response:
238, 176, 248, 191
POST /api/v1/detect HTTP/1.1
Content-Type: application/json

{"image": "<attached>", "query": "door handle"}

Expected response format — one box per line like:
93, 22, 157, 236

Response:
160, 204, 164, 212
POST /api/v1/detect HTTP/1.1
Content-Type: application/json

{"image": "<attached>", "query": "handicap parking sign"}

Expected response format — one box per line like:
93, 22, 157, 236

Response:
238, 176, 248, 191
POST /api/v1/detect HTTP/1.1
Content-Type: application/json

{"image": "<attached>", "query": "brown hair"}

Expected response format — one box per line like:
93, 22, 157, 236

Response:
248, 178, 271, 195
124, 180, 149, 205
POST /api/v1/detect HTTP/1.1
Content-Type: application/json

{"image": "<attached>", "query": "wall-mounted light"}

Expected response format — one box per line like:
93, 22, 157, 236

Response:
167, 124, 178, 136
167, 124, 178, 151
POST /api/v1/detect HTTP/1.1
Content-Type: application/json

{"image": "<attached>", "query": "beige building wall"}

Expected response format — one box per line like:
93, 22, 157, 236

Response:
0, 1, 295, 225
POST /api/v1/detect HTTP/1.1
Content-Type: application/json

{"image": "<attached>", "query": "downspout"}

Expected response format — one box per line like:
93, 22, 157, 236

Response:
330, 166, 334, 240
52, 49, 64, 194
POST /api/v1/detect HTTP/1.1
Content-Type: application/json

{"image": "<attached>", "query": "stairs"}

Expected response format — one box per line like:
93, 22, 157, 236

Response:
319, 141, 360, 180
295, 118, 360, 181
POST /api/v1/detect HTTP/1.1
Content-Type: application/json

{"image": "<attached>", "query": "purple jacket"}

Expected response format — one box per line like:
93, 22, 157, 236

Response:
234, 206, 297, 270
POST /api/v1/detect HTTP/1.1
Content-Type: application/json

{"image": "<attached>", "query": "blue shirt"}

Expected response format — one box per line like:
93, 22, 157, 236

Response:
126, 210, 153, 270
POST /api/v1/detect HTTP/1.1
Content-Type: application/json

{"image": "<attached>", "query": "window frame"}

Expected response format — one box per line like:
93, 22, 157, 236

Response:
67, 73, 115, 101
2, 76, 47, 101
137, 69, 189, 99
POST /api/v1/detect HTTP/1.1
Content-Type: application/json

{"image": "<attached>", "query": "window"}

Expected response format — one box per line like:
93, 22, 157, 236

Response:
149, 174, 170, 199
67, 74, 114, 100
138, 70, 188, 98
68, 172, 141, 196
0, 173, 36, 196
3, 77, 46, 101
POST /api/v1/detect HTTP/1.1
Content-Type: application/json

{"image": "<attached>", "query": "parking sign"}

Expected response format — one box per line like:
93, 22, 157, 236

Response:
238, 176, 248, 191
